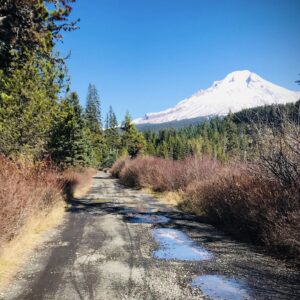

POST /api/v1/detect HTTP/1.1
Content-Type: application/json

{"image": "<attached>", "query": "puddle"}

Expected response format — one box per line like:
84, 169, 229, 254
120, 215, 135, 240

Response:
129, 214, 170, 224
192, 275, 251, 300
152, 228, 213, 261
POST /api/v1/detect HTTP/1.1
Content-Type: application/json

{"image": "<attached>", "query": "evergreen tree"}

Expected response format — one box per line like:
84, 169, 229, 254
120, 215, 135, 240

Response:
102, 106, 121, 167
48, 92, 92, 168
121, 112, 145, 157
105, 106, 120, 152
0, 54, 60, 158
0, 0, 77, 162
85, 83, 102, 133
84, 84, 104, 166
0, 0, 78, 71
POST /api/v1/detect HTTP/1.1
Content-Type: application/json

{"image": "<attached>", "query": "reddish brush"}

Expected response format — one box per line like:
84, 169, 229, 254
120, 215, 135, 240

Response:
184, 166, 300, 259
111, 155, 300, 260
0, 157, 61, 244
0, 156, 95, 245
111, 155, 220, 192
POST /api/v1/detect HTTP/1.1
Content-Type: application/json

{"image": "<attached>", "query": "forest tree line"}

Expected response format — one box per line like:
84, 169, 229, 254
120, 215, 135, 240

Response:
0, 0, 145, 169
143, 100, 300, 162
0, 1, 299, 170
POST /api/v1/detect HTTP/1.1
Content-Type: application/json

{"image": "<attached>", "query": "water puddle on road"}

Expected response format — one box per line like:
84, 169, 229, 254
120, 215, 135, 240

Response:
128, 214, 170, 224
192, 275, 251, 300
152, 228, 213, 261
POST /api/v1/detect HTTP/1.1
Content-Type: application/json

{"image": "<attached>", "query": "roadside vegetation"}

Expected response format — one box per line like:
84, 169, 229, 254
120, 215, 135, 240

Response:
0, 157, 95, 287
0, 0, 299, 283
111, 102, 300, 262
0, 1, 146, 286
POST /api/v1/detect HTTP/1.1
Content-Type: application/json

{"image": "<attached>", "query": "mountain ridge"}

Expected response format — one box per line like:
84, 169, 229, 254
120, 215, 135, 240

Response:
133, 70, 300, 127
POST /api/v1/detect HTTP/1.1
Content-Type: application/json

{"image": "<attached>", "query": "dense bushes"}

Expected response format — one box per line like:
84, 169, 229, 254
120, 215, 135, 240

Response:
185, 167, 299, 257
111, 155, 300, 260
111, 156, 220, 191
0, 156, 94, 245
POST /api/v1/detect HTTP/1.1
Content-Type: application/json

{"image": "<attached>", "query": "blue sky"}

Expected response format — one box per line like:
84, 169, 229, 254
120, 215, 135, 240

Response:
59, 0, 300, 122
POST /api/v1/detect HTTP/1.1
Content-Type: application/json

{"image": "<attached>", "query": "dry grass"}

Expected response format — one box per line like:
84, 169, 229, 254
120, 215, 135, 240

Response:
0, 157, 96, 289
142, 188, 184, 207
0, 202, 65, 289
111, 155, 300, 261
0, 157, 63, 244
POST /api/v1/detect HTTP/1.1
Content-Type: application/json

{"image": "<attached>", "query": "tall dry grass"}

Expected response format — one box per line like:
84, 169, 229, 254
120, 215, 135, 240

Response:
111, 155, 300, 260
0, 157, 96, 288
0, 156, 95, 245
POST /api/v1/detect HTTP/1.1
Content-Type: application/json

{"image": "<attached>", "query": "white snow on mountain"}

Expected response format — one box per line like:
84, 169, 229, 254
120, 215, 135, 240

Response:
133, 70, 300, 125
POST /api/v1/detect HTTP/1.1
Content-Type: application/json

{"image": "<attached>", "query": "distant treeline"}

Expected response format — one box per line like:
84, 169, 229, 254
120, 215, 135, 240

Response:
143, 100, 300, 161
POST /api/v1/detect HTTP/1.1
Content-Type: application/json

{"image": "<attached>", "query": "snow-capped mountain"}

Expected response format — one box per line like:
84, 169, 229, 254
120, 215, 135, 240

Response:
133, 70, 300, 126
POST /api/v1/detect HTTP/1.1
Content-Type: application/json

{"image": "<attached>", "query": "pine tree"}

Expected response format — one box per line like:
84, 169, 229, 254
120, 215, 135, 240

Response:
121, 112, 145, 157
102, 106, 121, 167
105, 106, 120, 151
48, 92, 92, 168
0, 0, 78, 71
85, 84, 102, 133
0, 54, 60, 158
84, 84, 104, 166
0, 0, 77, 162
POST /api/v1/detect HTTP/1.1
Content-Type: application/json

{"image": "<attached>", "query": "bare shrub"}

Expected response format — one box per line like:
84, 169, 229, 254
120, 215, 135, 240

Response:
112, 153, 300, 260
0, 156, 95, 245
111, 155, 220, 191
61, 167, 96, 199
251, 104, 300, 188
184, 164, 300, 259
110, 156, 130, 178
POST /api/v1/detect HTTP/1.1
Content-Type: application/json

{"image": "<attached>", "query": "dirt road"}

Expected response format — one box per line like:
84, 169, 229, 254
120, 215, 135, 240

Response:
2, 172, 299, 300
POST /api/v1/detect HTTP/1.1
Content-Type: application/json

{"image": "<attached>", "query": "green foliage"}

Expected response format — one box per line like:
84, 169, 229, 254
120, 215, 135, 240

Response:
84, 83, 106, 167
121, 112, 146, 157
0, 0, 79, 166
105, 105, 120, 152
142, 101, 300, 162
143, 117, 250, 161
86, 83, 102, 133
48, 92, 94, 168
0, 55, 59, 158
0, 0, 78, 71
231, 100, 300, 126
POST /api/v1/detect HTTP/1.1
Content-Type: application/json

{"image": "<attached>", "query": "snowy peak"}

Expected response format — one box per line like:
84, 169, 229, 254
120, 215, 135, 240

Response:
223, 70, 262, 83
134, 70, 300, 125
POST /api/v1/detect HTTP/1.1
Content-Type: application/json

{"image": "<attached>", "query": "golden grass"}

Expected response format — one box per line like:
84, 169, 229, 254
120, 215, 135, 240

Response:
142, 188, 183, 207
0, 201, 65, 290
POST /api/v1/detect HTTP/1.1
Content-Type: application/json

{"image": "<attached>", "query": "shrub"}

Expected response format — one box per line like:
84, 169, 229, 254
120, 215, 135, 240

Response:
0, 156, 95, 245
184, 165, 300, 259
111, 155, 300, 260
111, 155, 221, 192
110, 156, 130, 178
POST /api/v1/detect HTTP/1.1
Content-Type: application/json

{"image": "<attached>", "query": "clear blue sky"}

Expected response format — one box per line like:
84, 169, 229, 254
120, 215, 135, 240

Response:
59, 0, 300, 122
